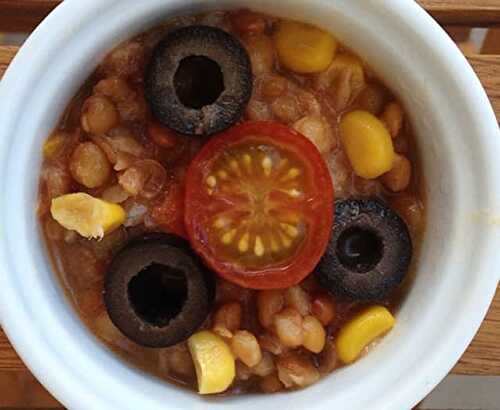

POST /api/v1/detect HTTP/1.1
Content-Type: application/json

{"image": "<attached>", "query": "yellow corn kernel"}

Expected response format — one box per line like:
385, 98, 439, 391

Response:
43, 132, 67, 158
274, 21, 337, 74
336, 305, 395, 364
188, 330, 236, 395
50, 193, 126, 239
340, 110, 395, 179
302, 315, 326, 353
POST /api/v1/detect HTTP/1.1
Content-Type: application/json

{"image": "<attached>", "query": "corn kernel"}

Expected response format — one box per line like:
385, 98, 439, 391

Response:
340, 110, 395, 179
336, 305, 395, 364
43, 132, 66, 158
188, 330, 236, 394
51, 193, 126, 239
274, 21, 337, 74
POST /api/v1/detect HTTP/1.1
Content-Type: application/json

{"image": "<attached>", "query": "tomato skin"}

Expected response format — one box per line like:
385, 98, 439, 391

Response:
152, 181, 187, 239
184, 121, 334, 290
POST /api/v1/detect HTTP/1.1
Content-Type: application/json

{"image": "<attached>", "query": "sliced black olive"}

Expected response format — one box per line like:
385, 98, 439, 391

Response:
104, 233, 215, 347
145, 25, 252, 136
315, 199, 412, 300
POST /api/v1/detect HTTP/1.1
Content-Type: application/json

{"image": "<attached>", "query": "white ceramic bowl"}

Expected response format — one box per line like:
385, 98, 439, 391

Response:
1, 0, 499, 409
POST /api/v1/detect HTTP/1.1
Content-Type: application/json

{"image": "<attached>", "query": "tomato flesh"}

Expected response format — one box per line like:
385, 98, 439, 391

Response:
152, 181, 187, 239
185, 121, 334, 289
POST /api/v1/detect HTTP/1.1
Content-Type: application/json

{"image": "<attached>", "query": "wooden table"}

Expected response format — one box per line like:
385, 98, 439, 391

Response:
0, 0, 499, 408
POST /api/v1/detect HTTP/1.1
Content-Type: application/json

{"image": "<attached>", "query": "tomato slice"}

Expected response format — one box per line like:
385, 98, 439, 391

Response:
185, 121, 334, 289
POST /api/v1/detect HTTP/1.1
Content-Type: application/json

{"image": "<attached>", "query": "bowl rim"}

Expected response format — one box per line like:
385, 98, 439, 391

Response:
0, 0, 499, 409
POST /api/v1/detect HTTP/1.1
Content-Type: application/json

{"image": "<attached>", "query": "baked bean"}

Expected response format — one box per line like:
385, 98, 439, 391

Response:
119, 160, 166, 199
327, 149, 352, 199
273, 308, 303, 348
331, 68, 354, 112
231, 10, 266, 35
271, 95, 300, 123
246, 99, 274, 121
258, 332, 287, 355
381, 102, 404, 138
107, 128, 145, 156
213, 302, 242, 337
94, 77, 134, 102
43, 165, 72, 199
261, 75, 287, 99
102, 184, 130, 204
285, 286, 311, 316
316, 54, 365, 110
311, 294, 336, 326
380, 154, 411, 192
70, 142, 111, 188
91, 135, 117, 164
276, 354, 320, 388
116, 92, 148, 122
114, 151, 137, 172
252, 352, 275, 377
302, 315, 326, 353
260, 373, 284, 393
100, 42, 144, 78
257, 290, 285, 328
357, 83, 388, 116
119, 167, 144, 196
231, 330, 262, 367
81, 95, 119, 135
296, 90, 322, 117
243, 34, 275, 76
293, 115, 335, 154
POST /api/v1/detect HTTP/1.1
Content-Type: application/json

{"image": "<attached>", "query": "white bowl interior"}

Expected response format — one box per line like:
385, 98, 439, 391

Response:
1, 1, 499, 409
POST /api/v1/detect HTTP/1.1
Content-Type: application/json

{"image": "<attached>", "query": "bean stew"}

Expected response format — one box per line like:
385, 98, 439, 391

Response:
38, 10, 425, 395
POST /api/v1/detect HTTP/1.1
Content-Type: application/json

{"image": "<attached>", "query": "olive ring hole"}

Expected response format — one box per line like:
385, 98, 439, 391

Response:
174, 56, 224, 109
128, 263, 188, 327
336, 226, 384, 273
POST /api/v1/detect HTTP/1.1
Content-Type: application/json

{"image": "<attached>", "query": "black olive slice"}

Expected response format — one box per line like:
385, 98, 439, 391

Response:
315, 199, 412, 300
104, 233, 215, 347
145, 25, 252, 136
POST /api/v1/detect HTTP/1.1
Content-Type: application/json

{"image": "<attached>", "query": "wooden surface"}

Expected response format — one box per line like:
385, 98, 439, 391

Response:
1, 1, 500, 31
0, 0, 60, 32
420, 0, 500, 26
483, 28, 500, 54
0, 45, 500, 377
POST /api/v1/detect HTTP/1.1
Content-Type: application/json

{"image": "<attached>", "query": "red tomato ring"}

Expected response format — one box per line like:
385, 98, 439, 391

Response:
185, 121, 334, 289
